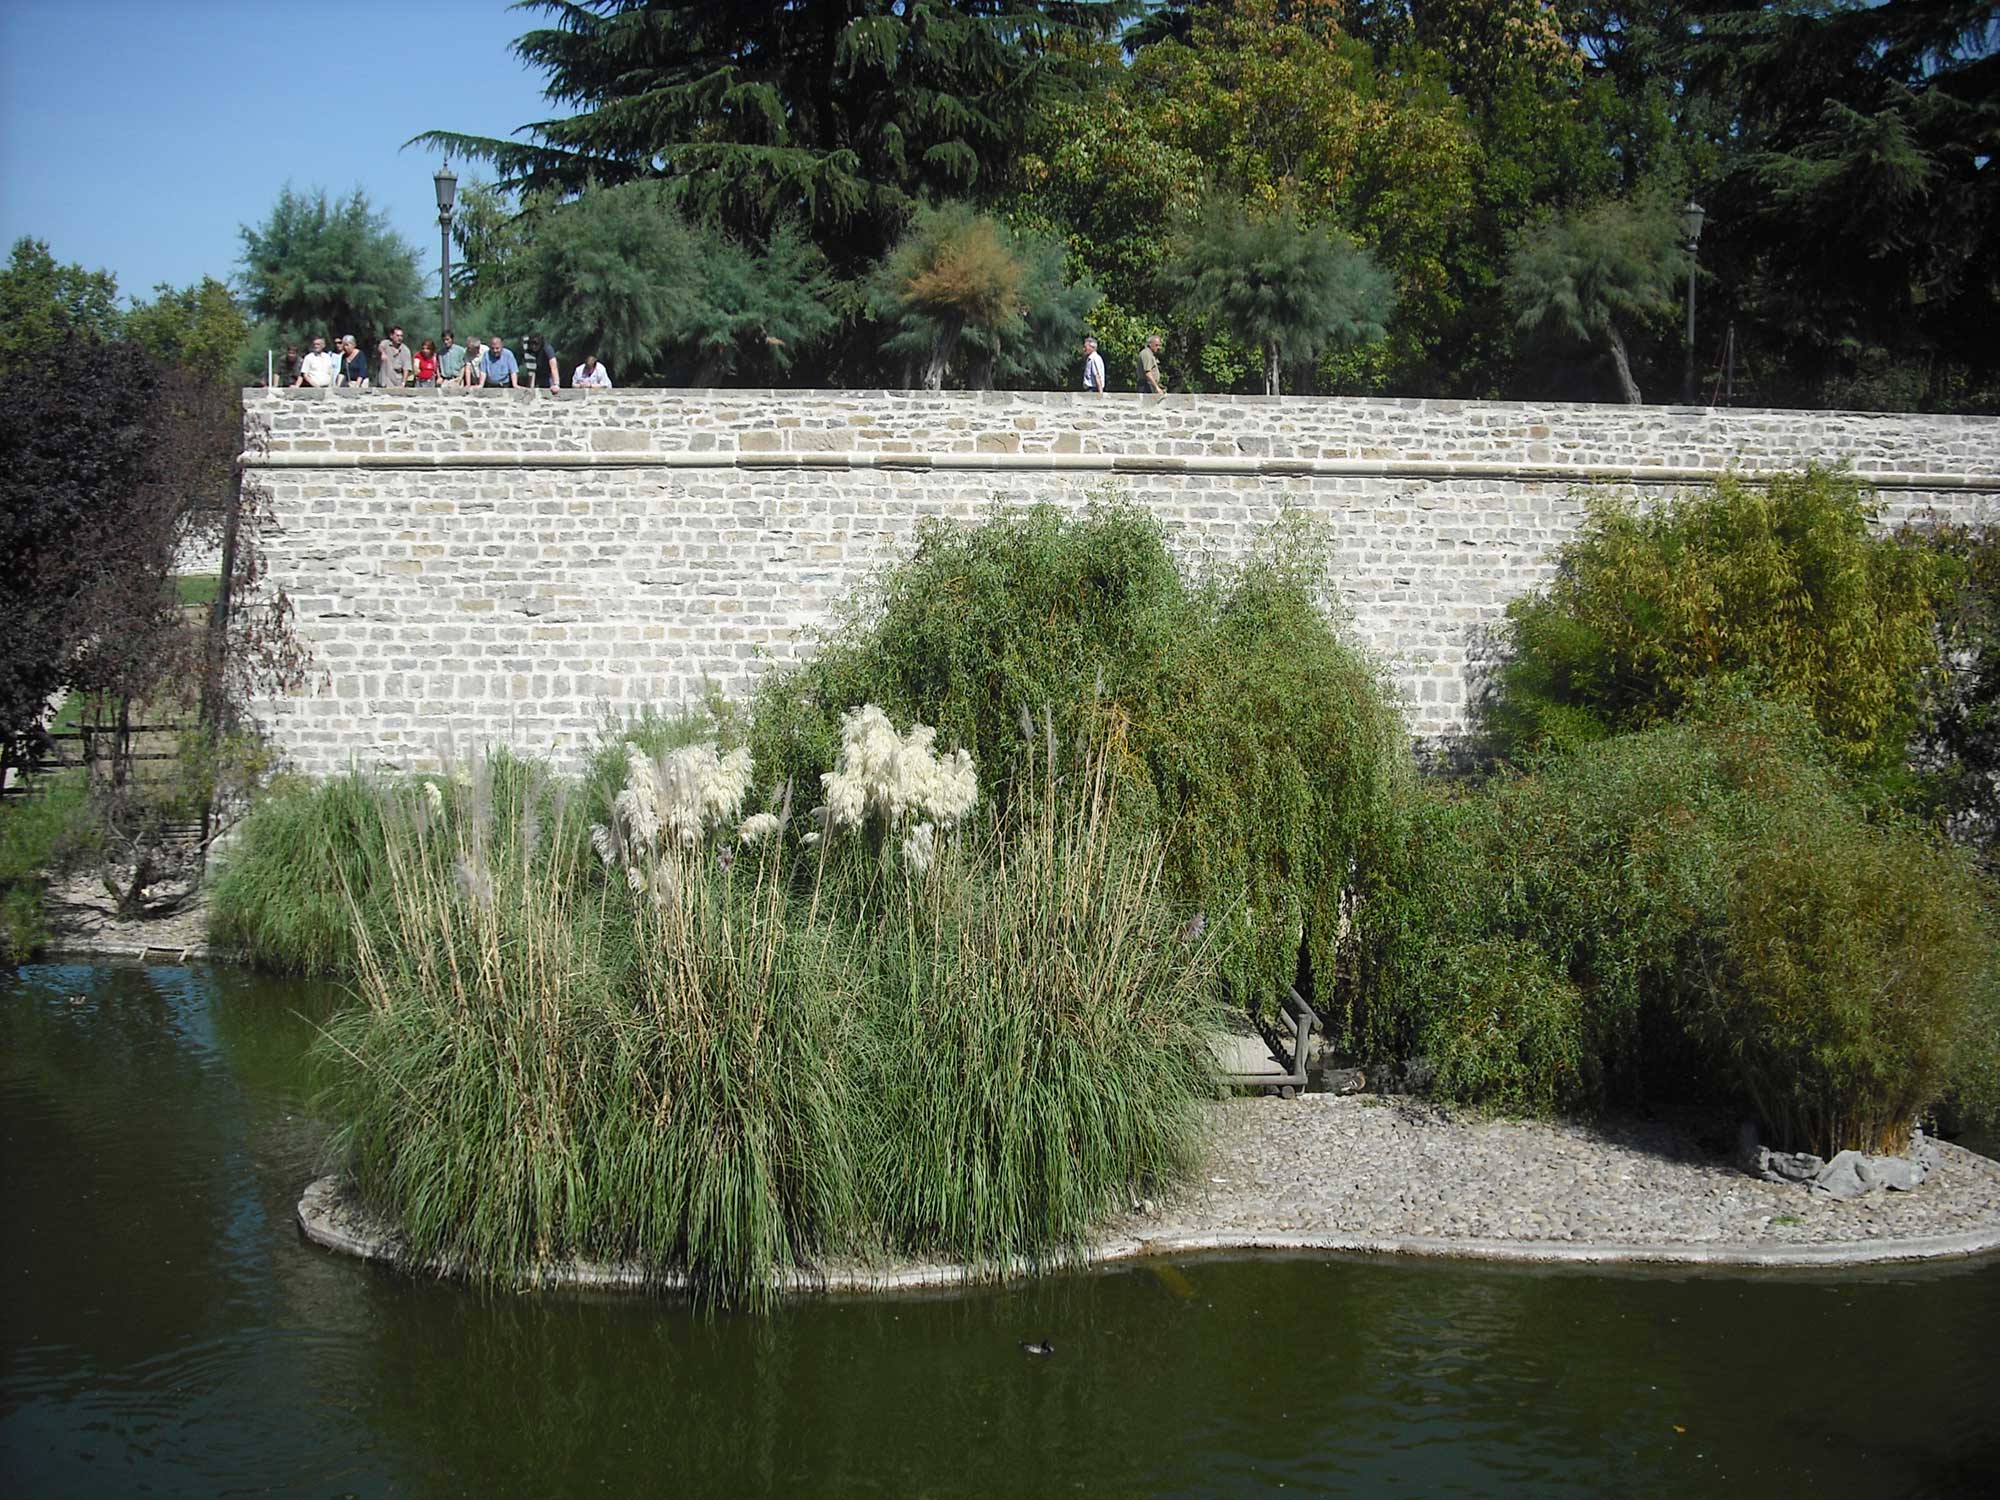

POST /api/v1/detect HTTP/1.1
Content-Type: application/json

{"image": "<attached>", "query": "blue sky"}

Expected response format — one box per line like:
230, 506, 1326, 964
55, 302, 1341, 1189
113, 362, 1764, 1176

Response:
0, 0, 552, 302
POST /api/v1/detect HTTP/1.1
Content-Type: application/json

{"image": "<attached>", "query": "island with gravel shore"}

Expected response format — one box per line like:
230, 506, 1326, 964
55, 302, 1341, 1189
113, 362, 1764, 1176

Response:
296, 1092, 2000, 1291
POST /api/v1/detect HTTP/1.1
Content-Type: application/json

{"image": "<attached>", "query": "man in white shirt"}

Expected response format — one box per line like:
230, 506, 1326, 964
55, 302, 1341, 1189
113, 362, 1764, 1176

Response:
571, 354, 613, 389
1080, 335, 1106, 393
297, 336, 337, 388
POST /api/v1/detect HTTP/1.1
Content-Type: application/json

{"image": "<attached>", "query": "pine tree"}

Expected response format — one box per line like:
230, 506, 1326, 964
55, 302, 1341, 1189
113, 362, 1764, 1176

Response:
416, 1, 1123, 270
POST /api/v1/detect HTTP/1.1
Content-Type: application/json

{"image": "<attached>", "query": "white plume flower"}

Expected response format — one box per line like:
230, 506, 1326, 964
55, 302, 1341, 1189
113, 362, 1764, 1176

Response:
820, 768, 868, 829
737, 812, 781, 845
617, 744, 664, 852
822, 704, 979, 832
900, 821, 937, 875
705, 746, 754, 824
929, 747, 979, 828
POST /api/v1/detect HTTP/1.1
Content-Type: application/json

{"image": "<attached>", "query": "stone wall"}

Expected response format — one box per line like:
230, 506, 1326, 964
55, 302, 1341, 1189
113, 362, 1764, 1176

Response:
242, 389, 2000, 777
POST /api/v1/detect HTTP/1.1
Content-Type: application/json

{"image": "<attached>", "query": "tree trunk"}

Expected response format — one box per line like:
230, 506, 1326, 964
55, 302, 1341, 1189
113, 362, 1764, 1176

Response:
196, 470, 245, 864
1604, 322, 1643, 404
1264, 340, 1282, 397
920, 318, 960, 394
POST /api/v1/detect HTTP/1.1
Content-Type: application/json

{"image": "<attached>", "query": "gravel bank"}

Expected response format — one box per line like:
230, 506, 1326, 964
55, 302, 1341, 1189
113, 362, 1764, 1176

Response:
40, 875, 209, 960
1115, 1094, 2000, 1266
298, 1093, 2000, 1291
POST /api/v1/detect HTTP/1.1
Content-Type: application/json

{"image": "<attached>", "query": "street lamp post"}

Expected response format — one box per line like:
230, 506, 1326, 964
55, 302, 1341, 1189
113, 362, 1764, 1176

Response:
434, 160, 459, 342
1681, 198, 1706, 405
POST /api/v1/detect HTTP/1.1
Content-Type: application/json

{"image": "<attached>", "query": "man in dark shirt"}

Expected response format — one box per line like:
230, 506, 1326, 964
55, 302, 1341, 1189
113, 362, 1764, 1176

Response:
525, 333, 561, 390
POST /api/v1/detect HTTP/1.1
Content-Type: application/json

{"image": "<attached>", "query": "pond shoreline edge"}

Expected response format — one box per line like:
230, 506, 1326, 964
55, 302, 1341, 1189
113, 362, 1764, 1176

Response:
295, 1172, 2000, 1292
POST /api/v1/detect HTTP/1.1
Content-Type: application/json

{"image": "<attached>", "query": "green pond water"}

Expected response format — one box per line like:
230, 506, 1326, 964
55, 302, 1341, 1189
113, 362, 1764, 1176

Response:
4, 961, 1998, 1498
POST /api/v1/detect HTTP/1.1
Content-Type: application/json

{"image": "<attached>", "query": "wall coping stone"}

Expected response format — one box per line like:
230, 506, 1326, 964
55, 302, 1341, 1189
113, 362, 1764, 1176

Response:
238, 446, 2000, 491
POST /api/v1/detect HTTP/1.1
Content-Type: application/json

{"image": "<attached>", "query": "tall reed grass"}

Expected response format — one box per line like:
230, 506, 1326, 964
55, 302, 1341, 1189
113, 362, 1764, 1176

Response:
207, 771, 402, 976
308, 721, 1218, 1302
864, 739, 1219, 1265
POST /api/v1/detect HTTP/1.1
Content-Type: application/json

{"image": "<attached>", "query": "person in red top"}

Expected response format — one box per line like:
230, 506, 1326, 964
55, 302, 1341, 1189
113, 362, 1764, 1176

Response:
414, 339, 440, 387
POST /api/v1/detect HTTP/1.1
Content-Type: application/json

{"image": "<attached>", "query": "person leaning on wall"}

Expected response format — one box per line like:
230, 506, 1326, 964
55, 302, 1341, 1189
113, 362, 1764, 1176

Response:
479, 334, 520, 389
525, 332, 561, 390
296, 337, 336, 388
572, 353, 613, 389
375, 326, 414, 388
337, 335, 368, 387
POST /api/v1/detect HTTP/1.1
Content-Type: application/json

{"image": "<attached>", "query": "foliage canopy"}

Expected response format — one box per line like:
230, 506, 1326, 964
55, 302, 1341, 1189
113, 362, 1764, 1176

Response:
1171, 201, 1392, 394
417, 0, 1122, 270
1488, 466, 1946, 787
867, 203, 1098, 389
1504, 197, 1686, 403
237, 187, 426, 344
750, 502, 1408, 1010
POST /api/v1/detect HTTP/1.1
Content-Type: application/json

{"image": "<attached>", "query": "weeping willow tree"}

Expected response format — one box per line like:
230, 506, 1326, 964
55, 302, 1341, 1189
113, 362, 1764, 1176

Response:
866, 203, 1099, 390
1504, 198, 1686, 404
1169, 203, 1393, 395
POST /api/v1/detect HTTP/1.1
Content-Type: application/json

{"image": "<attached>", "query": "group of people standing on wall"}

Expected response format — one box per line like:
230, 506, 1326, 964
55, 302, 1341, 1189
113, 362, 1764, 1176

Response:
279, 327, 1165, 395
1081, 334, 1167, 394
278, 329, 614, 391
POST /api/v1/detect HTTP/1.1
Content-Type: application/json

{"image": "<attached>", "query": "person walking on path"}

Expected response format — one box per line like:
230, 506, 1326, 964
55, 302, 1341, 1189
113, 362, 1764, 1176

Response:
1137, 333, 1165, 394
571, 354, 613, 388
375, 327, 414, 388
480, 334, 520, 389
1081, 335, 1106, 393
438, 331, 466, 385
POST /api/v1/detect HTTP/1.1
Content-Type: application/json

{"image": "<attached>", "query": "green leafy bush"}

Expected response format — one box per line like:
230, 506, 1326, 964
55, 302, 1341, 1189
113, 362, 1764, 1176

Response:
1349, 705, 2000, 1154
1419, 939, 1585, 1117
1696, 801, 2000, 1154
1490, 467, 1948, 787
1904, 521, 2000, 872
751, 502, 1407, 1010
0, 771, 89, 961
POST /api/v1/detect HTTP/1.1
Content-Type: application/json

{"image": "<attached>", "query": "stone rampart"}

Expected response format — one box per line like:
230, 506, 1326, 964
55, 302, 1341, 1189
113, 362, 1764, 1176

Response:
241, 389, 2000, 777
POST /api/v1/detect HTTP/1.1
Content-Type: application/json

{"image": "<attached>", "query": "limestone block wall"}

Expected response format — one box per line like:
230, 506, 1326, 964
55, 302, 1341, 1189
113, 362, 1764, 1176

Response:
241, 388, 2000, 777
